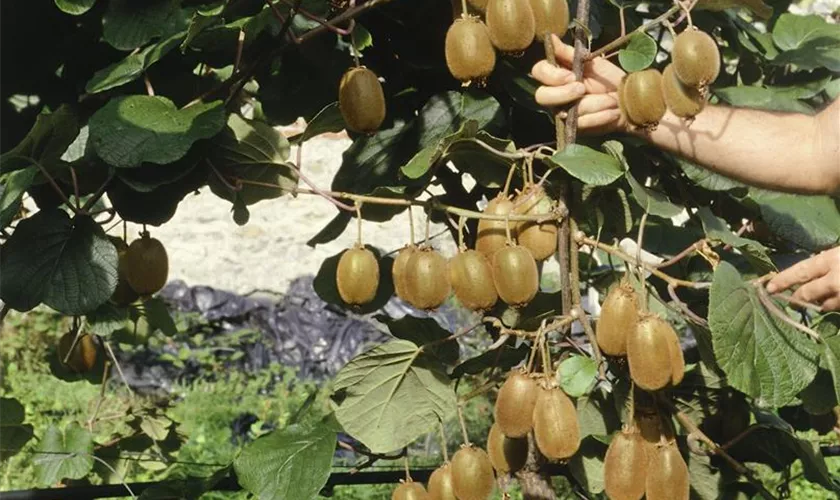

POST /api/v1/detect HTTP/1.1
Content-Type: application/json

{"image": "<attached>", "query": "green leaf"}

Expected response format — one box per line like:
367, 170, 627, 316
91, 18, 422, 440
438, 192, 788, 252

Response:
672, 155, 745, 192
331, 339, 456, 453
618, 32, 657, 72
85, 302, 130, 337
446, 131, 517, 188
547, 144, 624, 186
0, 209, 118, 315
826, 78, 840, 100
55, 0, 96, 15
143, 297, 177, 336
377, 315, 460, 365
313, 247, 395, 314
140, 415, 172, 441
35, 423, 94, 487
1, 105, 80, 174
576, 388, 621, 439
696, 207, 775, 273
557, 355, 597, 398
306, 212, 352, 248
818, 317, 840, 405
747, 189, 840, 251
86, 33, 184, 94
0, 166, 37, 228
416, 90, 504, 146
107, 165, 208, 225
708, 262, 819, 407
234, 422, 336, 500
298, 102, 346, 143
714, 86, 814, 114
771, 14, 840, 71
567, 437, 607, 495
89, 96, 225, 169
0, 397, 34, 461
625, 171, 682, 218
102, 0, 186, 51
452, 342, 530, 378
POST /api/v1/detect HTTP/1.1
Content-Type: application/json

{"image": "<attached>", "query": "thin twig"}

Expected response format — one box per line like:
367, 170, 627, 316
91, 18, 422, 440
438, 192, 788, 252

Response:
143, 75, 155, 96
667, 285, 707, 326
81, 171, 116, 213
586, 5, 682, 60
756, 286, 821, 342
104, 341, 135, 399
657, 239, 705, 268
87, 360, 112, 432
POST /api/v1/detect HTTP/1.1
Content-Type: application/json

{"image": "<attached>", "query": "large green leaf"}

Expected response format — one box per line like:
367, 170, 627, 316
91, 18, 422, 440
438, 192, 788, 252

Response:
102, 0, 186, 51
331, 339, 456, 453
547, 144, 624, 186
708, 262, 819, 407
748, 189, 840, 251
451, 342, 530, 378
714, 86, 814, 114
817, 316, 840, 405
107, 163, 208, 225
35, 423, 94, 487
1, 105, 80, 174
55, 0, 96, 15
618, 32, 657, 72
86, 33, 184, 94
0, 209, 118, 314
234, 422, 336, 500
377, 315, 460, 365
85, 302, 130, 337
625, 171, 683, 218
89, 96, 225, 169
0, 166, 37, 228
297, 102, 346, 143
415, 90, 503, 146
696, 207, 774, 273
672, 155, 745, 192
576, 388, 621, 439
0, 397, 34, 461
568, 437, 607, 495
445, 131, 517, 188
771, 14, 840, 71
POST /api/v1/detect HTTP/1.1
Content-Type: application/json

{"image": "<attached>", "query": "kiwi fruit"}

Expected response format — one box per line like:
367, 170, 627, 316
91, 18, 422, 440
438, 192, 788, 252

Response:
486, 0, 536, 54
645, 442, 689, 500
339, 67, 386, 134
404, 247, 451, 310
476, 194, 515, 258
449, 249, 498, 311
603, 429, 648, 500
492, 245, 539, 307
336, 244, 380, 305
627, 314, 678, 391
108, 236, 139, 306
662, 64, 705, 119
595, 280, 639, 356
393, 245, 418, 303
125, 233, 169, 297
664, 320, 685, 386
58, 332, 98, 373
450, 446, 495, 500
392, 480, 430, 500
494, 371, 539, 437
533, 385, 580, 460
529, 0, 570, 41
467, 0, 489, 11
672, 28, 720, 88
427, 463, 458, 500
622, 70, 667, 129
445, 17, 497, 84
513, 185, 557, 261
486, 423, 528, 474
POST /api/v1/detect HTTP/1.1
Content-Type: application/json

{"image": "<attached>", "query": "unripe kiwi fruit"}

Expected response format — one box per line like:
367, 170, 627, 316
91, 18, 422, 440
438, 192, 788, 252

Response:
603, 429, 648, 500
450, 446, 495, 500
449, 250, 498, 311
445, 17, 496, 84
486, 0, 536, 54
513, 185, 557, 261
622, 70, 667, 129
492, 245, 539, 307
529, 0, 570, 41
393, 245, 418, 303
108, 236, 140, 306
392, 480, 430, 500
427, 463, 457, 500
595, 280, 639, 356
125, 233, 169, 296
486, 423, 528, 474
533, 385, 580, 460
476, 194, 514, 258
58, 332, 98, 373
627, 314, 678, 391
662, 64, 705, 119
672, 28, 720, 88
645, 442, 689, 500
404, 247, 451, 310
336, 244, 380, 305
339, 67, 386, 134
494, 371, 539, 437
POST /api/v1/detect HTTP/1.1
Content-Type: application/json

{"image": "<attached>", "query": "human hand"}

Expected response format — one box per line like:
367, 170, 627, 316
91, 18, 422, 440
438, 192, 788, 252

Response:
530, 35, 628, 134
766, 247, 840, 311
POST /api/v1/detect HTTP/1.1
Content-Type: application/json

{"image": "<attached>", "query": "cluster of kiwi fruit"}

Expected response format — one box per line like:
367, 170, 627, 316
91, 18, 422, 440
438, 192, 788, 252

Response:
108, 230, 170, 307
445, 0, 570, 85
603, 409, 690, 500
391, 441, 498, 500
595, 279, 685, 391
618, 28, 720, 128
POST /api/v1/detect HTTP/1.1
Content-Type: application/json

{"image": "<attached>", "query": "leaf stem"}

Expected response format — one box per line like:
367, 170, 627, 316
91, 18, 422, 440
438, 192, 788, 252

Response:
104, 341, 135, 400
439, 422, 449, 462
756, 286, 821, 342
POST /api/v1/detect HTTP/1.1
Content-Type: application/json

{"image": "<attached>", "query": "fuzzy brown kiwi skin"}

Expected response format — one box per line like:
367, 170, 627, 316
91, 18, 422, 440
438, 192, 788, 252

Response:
108, 236, 140, 306
392, 245, 418, 303
532, 385, 580, 460
476, 194, 514, 258
339, 67, 386, 134
662, 64, 705, 119
427, 463, 458, 500
492, 245, 539, 307
58, 333, 98, 373
645, 442, 690, 500
404, 247, 451, 310
595, 280, 639, 356
513, 185, 557, 261
603, 429, 648, 500
486, 423, 528, 474
445, 17, 496, 84
672, 28, 720, 89
627, 314, 676, 391
622, 69, 667, 129
336, 245, 380, 305
392, 480, 430, 500
486, 0, 536, 54
450, 446, 495, 500
125, 233, 169, 297
449, 250, 498, 311
664, 319, 685, 386
494, 371, 540, 437
467, 0, 490, 11
529, 0, 570, 41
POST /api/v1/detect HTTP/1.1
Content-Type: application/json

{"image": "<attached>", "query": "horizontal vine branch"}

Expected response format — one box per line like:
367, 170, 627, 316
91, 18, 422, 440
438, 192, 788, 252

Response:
585, 4, 682, 60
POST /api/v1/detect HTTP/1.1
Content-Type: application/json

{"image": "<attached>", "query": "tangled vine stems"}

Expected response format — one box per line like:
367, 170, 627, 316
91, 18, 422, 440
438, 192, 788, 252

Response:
585, 3, 683, 60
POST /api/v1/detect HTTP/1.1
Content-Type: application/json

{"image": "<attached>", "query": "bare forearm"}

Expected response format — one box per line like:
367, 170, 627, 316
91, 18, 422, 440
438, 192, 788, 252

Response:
637, 103, 840, 195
